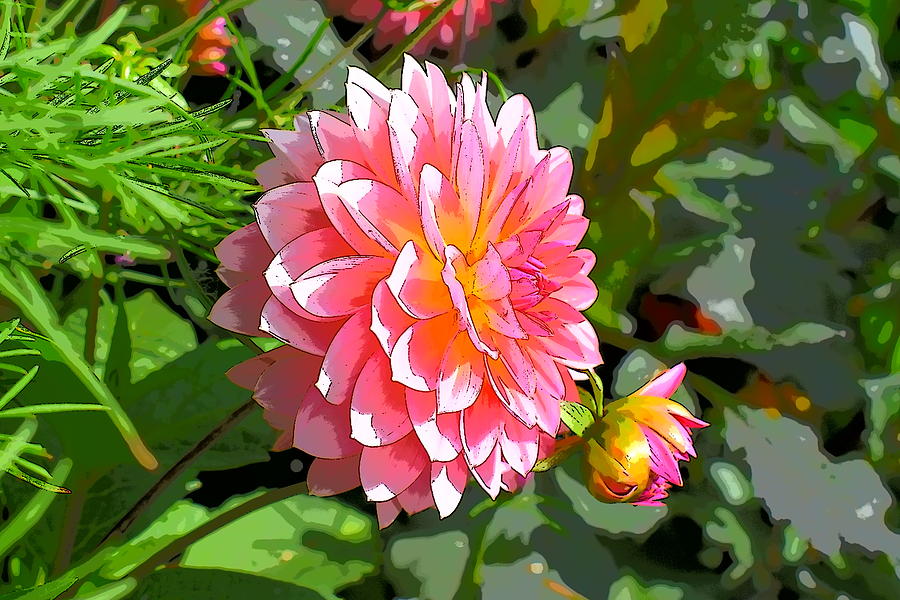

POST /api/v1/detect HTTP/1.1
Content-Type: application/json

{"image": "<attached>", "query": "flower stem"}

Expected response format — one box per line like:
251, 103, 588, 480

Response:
128, 481, 309, 579
97, 398, 259, 545
371, 0, 456, 79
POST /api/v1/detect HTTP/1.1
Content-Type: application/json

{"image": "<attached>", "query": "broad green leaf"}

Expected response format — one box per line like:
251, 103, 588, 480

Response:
725, 407, 900, 558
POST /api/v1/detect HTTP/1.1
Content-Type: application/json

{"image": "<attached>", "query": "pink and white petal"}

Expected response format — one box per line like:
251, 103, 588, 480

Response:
552, 275, 598, 312
495, 94, 540, 173
437, 330, 486, 414
635, 363, 686, 399
431, 457, 468, 518
313, 159, 394, 256
419, 163, 474, 257
254, 182, 331, 252
265, 227, 356, 321
471, 243, 512, 301
215, 224, 272, 285
390, 312, 457, 392
401, 55, 432, 124
386, 241, 453, 319
370, 279, 417, 356
317, 310, 381, 405
499, 414, 539, 476
256, 123, 323, 186
460, 393, 505, 466
442, 246, 499, 359
350, 353, 413, 446
397, 469, 436, 516
307, 110, 364, 163
360, 433, 428, 501
308, 455, 361, 496
260, 296, 343, 356
538, 319, 603, 369
528, 348, 566, 403
208, 277, 270, 336
452, 120, 485, 248
407, 389, 461, 462
376, 498, 403, 529
470, 296, 527, 340
640, 425, 684, 486
347, 65, 393, 105
319, 169, 421, 253
346, 81, 396, 189
291, 255, 391, 319
470, 441, 503, 499
294, 386, 362, 459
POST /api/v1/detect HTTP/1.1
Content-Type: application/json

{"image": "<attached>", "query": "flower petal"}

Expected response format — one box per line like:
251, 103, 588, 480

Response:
317, 309, 380, 405
437, 330, 486, 413
460, 392, 504, 466
254, 182, 331, 252
360, 433, 428, 501
294, 386, 362, 459
260, 296, 343, 356
386, 240, 453, 319
430, 456, 469, 518
350, 353, 413, 446
635, 363, 686, 399
308, 455, 361, 496
390, 312, 457, 392
291, 255, 391, 318
407, 389, 461, 461
208, 277, 270, 336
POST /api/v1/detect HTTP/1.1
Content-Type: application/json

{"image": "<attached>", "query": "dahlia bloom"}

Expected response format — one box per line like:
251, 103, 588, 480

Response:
210, 56, 601, 527
324, 0, 504, 52
582, 364, 708, 506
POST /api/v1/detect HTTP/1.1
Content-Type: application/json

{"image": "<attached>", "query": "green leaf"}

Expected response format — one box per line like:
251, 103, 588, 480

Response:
99, 492, 378, 599
559, 401, 595, 437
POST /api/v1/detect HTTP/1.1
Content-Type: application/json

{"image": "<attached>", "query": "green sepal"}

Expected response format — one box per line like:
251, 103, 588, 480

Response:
560, 400, 596, 437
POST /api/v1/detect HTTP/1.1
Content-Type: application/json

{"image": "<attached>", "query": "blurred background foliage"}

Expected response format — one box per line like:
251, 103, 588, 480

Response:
0, 0, 898, 598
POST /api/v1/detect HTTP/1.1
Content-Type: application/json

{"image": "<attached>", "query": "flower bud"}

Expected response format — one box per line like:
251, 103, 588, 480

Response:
582, 364, 708, 506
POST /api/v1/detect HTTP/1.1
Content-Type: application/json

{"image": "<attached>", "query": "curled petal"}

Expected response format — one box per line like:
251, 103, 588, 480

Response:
254, 182, 331, 252
292, 255, 391, 318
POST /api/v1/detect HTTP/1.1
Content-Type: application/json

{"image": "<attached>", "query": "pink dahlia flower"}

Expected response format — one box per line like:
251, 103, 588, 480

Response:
582, 364, 709, 506
210, 56, 601, 527
324, 0, 504, 52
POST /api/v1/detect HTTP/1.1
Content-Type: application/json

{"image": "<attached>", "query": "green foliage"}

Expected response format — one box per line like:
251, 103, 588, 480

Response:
0, 1, 897, 599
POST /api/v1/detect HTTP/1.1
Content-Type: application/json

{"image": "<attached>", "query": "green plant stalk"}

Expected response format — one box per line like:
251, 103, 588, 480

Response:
99, 397, 258, 544
273, 5, 389, 118
372, 0, 456, 78
128, 481, 310, 579
0, 458, 72, 558
0, 262, 158, 470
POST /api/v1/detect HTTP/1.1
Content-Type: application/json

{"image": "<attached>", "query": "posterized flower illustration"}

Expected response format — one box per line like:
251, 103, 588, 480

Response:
210, 55, 601, 526
323, 0, 505, 52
